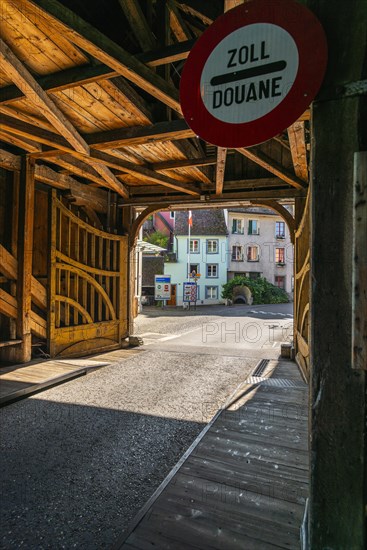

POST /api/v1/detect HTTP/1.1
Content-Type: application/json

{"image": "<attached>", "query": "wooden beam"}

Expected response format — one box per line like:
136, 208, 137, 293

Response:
117, 0, 157, 52
0, 41, 196, 107
176, 3, 213, 26
138, 38, 196, 66
126, 187, 306, 205
237, 147, 307, 189
215, 147, 227, 195
131, 177, 285, 195
0, 243, 18, 280
0, 38, 89, 155
28, 0, 181, 113
287, 122, 308, 182
0, 148, 21, 170
81, 206, 103, 229
352, 151, 367, 370
88, 161, 129, 199
0, 64, 117, 105
224, 0, 245, 10
86, 118, 195, 149
0, 130, 42, 153
168, 0, 192, 41
0, 289, 17, 320
0, 114, 73, 152
83, 150, 200, 196
35, 164, 108, 213
0, 104, 54, 131
152, 156, 217, 171
110, 77, 152, 121
0, 148, 110, 212
309, 1, 366, 545
46, 155, 108, 186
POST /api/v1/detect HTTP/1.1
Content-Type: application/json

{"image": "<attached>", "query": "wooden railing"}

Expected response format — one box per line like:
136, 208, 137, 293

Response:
49, 193, 128, 357
294, 190, 310, 380
0, 243, 47, 340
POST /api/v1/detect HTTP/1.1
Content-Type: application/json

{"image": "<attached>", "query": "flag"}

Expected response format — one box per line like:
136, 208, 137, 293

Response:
188, 210, 192, 227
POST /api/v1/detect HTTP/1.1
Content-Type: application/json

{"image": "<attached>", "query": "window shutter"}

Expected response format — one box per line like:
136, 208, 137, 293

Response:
248, 220, 252, 234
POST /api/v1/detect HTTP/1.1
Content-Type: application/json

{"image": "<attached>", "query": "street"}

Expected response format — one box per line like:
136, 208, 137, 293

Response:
0, 303, 293, 549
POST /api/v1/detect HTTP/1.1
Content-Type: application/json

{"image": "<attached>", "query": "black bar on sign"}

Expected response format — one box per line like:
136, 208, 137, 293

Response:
210, 60, 287, 86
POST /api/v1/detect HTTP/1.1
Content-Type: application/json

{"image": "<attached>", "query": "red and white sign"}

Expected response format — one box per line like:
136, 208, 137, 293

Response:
180, 0, 327, 148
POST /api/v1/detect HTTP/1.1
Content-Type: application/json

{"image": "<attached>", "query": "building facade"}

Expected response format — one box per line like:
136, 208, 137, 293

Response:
227, 207, 294, 294
164, 210, 228, 306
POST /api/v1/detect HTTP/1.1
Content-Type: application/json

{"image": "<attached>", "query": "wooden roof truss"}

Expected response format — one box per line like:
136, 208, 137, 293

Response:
0, 0, 309, 211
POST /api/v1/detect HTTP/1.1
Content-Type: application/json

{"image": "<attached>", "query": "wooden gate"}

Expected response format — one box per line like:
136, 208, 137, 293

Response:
49, 192, 128, 357
294, 190, 310, 381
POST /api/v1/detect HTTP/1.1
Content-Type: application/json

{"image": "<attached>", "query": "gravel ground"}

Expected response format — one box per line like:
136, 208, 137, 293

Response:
0, 308, 255, 549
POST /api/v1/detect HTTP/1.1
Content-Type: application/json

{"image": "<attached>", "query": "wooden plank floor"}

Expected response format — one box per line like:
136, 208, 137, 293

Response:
0, 348, 143, 406
118, 359, 308, 550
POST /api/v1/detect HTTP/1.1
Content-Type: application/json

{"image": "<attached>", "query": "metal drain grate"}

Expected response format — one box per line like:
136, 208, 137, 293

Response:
252, 359, 269, 377
246, 376, 305, 388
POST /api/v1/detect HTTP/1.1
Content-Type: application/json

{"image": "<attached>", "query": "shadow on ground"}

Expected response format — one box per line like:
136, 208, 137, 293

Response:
0, 398, 203, 549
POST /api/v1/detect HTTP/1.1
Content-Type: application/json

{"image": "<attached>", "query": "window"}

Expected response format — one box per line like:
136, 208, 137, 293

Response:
247, 246, 259, 261
275, 248, 285, 264
206, 239, 218, 254
247, 272, 261, 280
248, 219, 260, 235
232, 245, 243, 261
275, 276, 286, 289
276, 221, 285, 239
207, 264, 218, 278
205, 286, 218, 299
189, 239, 199, 253
232, 218, 244, 234
189, 264, 199, 277
170, 211, 175, 219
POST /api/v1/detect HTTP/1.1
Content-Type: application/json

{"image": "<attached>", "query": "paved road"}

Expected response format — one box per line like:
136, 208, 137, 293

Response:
0, 303, 292, 549
136, 302, 293, 357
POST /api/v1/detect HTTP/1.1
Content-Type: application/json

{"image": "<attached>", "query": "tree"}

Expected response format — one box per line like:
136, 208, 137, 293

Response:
143, 230, 169, 249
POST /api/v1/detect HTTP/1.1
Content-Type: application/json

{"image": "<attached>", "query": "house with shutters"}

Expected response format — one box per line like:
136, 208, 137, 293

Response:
164, 209, 228, 306
227, 207, 294, 294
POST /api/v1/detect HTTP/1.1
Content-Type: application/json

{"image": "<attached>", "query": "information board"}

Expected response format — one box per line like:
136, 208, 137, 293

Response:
155, 275, 171, 300
183, 282, 197, 303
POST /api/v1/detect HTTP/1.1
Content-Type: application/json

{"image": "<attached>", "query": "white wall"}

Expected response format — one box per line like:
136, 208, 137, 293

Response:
227, 212, 294, 294
164, 235, 228, 305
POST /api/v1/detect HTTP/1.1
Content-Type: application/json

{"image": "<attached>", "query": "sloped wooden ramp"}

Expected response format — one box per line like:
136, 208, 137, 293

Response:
117, 359, 308, 549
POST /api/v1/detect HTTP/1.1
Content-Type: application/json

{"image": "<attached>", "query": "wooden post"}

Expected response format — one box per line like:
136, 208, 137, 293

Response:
48, 189, 57, 357
122, 206, 135, 336
352, 152, 367, 370
15, 156, 35, 363
9, 171, 20, 341
308, 0, 367, 547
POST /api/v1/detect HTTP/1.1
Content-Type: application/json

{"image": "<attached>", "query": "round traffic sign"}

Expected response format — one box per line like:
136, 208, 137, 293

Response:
180, 0, 327, 148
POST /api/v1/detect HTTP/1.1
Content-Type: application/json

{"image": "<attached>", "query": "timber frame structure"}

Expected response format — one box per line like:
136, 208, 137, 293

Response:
0, 1, 366, 548
0, 0, 309, 363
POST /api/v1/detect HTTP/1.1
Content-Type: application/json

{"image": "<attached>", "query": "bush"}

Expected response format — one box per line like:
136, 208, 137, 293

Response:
143, 231, 168, 249
221, 276, 289, 304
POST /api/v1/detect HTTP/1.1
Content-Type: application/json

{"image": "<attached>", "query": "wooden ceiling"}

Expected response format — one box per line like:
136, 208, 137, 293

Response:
0, 0, 309, 210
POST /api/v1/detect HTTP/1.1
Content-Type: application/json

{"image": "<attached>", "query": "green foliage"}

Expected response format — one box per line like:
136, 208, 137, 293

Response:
143, 231, 169, 249
221, 276, 289, 304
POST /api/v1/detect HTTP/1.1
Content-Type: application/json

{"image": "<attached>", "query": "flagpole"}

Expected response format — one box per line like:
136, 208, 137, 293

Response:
187, 210, 191, 281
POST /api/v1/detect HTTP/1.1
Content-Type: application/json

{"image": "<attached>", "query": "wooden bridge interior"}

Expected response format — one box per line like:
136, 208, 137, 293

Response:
0, 0, 310, 367
0, 2, 365, 548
